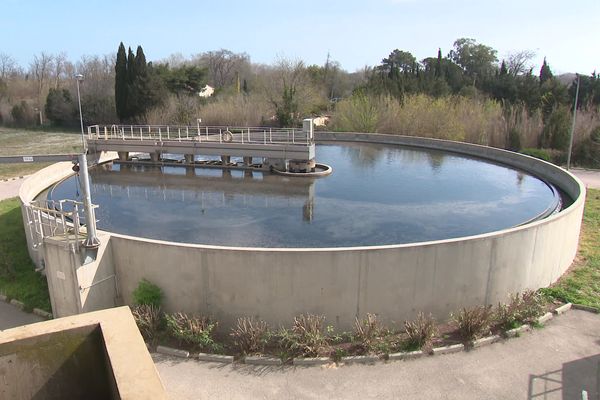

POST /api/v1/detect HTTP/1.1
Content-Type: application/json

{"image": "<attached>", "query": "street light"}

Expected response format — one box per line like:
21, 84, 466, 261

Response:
33, 107, 43, 125
75, 73, 85, 151
566, 74, 580, 171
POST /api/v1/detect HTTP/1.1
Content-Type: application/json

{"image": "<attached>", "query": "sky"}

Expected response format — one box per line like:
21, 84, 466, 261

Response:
2, 0, 599, 75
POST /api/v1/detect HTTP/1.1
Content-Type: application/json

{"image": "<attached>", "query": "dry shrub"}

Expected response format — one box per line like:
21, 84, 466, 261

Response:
199, 93, 272, 126
277, 313, 328, 357
495, 291, 544, 331
330, 92, 380, 132
403, 312, 438, 349
332, 94, 506, 145
452, 306, 493, 342
354, 313, 382, 350
131, 304, 162, 341
146, 95, 200, 125
164, 312, 220, 351
230, 316, 269, 355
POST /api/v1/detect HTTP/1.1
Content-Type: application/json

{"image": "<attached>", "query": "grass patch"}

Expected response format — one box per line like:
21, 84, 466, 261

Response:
541, 188, 600, 310
0, 197, 50, 312
0, 127, 82, 179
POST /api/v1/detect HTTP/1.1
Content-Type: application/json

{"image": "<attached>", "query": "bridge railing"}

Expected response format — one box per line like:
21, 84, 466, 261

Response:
87, 125, 313, 145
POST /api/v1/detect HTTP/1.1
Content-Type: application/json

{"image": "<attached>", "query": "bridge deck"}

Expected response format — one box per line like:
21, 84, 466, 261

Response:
87, 125, 315, 160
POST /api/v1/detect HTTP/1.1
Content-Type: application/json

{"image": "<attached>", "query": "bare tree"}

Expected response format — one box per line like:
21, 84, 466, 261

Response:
75, 54, 115, 97
195, 49, 250, 88
53, 52, 68, 89
0, 53, 18, 79
29, 52, 54, 102
258, 57, 323, 125
505, 50, 536, 77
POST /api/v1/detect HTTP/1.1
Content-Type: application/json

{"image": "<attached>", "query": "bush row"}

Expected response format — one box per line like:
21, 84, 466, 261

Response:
131, 280, 546, 360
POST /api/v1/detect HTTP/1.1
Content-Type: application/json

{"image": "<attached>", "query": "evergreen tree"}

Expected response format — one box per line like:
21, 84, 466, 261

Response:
45, 88, 76, 126
499, 60, 508, 76
435, 48, 442, 78
114, 42, 128, 121
539, 57, 553, 85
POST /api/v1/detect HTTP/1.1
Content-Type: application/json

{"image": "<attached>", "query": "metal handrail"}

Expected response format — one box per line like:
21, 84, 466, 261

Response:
23, 199, 97, 250
87, 124, 312, 146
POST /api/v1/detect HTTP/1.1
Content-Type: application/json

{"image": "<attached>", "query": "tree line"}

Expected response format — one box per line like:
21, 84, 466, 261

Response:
1, 39, 599, 166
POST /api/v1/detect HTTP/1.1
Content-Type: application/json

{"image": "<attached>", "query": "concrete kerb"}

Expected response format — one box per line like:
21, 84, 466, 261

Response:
32, 308, 53, 319
244, 356, 283, 366
149, 303, 586, 368
432, 343, 465, 355
9, 299, 24, 310
538, 312, 554, 324
0, 291, 53, 319
554, 302, 572, 315
156, 345, 190, 358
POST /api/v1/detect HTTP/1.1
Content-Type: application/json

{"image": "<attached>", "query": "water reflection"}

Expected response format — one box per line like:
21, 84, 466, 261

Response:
48, 143, 559, 247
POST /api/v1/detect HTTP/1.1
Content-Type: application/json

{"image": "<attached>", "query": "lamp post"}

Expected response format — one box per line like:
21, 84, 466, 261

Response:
33, 107, 43, 125
74, 73, 100, 248
566, 74, 580, 171
75, 73, 85, 152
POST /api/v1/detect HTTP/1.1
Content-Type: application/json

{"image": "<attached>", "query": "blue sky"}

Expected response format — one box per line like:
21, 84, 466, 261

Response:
2, 0, 598, 74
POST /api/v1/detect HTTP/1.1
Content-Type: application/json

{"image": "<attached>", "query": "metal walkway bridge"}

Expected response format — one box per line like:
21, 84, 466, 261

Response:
86, 123, 316, 168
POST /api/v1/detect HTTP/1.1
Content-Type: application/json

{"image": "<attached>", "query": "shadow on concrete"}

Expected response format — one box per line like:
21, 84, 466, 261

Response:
528, 354, 600, 399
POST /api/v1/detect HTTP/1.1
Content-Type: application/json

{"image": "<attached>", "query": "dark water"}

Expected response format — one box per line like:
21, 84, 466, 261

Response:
49, 142, 560, 248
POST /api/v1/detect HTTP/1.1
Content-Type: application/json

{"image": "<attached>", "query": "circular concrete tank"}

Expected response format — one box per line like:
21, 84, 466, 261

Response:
20, 132, 586, 330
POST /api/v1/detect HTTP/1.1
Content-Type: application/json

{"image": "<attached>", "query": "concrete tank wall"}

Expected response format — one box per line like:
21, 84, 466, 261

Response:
20, 134, 586, 330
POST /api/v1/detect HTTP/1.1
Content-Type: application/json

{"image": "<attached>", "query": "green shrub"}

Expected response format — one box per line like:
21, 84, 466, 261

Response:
230, 317, 269, 355
132, 279, 163, 307
131, 304, 163, 340
164, 312, 220, 351
403, 312, 438, 349
541, 107, 571, 150
10, 101, 34, 127
574, 139, 600, 168
452, 306, 493, 342
591, 126, 600, 143
508, 128, 521, 151
520, 148, 550, 162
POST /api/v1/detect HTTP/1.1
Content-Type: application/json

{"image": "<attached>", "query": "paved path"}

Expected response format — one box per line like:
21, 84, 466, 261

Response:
0, 176, 26, 201
0, 301, 42, 331
571, 168, 600, 190
154, 310, 600, 400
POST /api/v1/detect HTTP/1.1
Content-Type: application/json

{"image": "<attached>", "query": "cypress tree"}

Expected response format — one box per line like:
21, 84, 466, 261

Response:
126, 47, 137, 118
539, 57, 553, 85
499, 60, 508, 76
135, 46, 147, 78
435, 48, 442, 78
115, 42, 128, 121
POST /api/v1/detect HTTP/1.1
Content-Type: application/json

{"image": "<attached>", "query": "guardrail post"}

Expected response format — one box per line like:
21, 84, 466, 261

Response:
167, 126, 170, 140
159, 127, 162, 141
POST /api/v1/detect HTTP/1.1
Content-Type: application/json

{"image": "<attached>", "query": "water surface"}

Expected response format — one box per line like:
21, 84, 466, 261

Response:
49, 142, 560, 247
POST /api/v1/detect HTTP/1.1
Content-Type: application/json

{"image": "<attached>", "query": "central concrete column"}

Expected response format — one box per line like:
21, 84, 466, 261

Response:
221, 155, 231, 165
243, 156, 253, 166
150, 152, 161, 162
118, 151, 129, 162
184, 154, 194, 164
